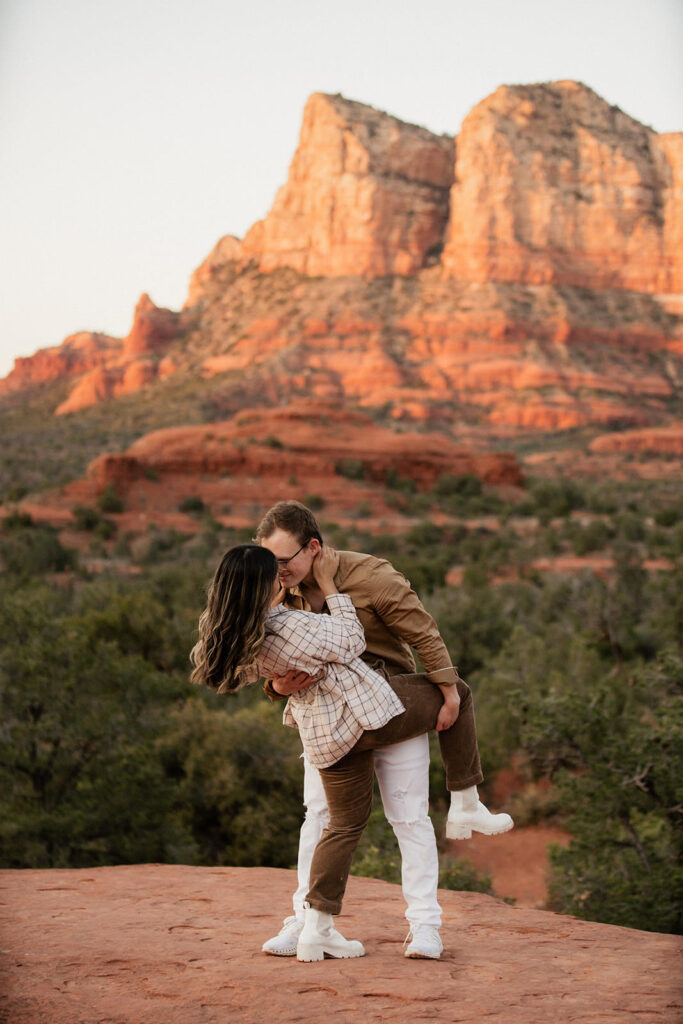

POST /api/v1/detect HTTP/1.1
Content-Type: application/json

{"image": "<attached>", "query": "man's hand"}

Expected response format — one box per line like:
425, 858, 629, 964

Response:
271, 669, 317, 696
435, 687, 460, 732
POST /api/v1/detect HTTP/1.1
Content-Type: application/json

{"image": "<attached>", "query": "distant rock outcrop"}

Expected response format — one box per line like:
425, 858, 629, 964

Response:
87, 404, 523, 493
53, 295, 187, 414
0, 295, 187, 414
0, 330, 118, 395
1, 864, 680, 1024
589, 423, 683, 454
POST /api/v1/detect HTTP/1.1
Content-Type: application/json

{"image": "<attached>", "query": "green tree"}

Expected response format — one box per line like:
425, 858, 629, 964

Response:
517, 651, 682, 933
0, 584, 193, 867
159, 699, 305, 867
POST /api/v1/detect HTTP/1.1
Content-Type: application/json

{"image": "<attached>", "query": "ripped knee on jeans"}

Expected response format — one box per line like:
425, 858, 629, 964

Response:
304, 807, 330, 827
387, 814, 432, 829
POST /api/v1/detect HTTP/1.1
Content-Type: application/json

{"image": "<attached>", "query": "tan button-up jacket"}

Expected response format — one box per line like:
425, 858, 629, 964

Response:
270, 549, 458, 690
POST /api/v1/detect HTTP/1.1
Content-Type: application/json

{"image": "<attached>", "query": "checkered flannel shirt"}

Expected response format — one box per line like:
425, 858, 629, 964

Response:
250, 593, 405, 769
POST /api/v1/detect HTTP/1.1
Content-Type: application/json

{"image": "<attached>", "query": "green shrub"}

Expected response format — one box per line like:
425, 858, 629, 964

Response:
406, 521, 445, 547
0, 523, 76, 576
434, 473, 483, 498
531, 479, 585, 522
94, 518, 117, 541
179, 496, 205, 515
613, 511, 646, 542
654, 507, 679, 528
335, 458, 365, 480
72, 505, 101, 531
3, 484, 29, 502
1, 510, 33, 531
385, 468, 417, 494
97, 484, 124, 514
567, 519, 612, 555
544, 653, 683, 933
437, 857, 493, 894
303, 494, 325, 511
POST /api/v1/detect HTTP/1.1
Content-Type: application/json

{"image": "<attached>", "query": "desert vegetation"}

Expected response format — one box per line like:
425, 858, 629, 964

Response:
0, 472, 681, 935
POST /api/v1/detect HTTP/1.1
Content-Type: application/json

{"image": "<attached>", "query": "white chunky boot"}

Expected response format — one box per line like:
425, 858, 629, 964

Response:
296, 903, 365, 962
446, 785, 514, 840
261, 915, 304, 956
404, 924, 443, 959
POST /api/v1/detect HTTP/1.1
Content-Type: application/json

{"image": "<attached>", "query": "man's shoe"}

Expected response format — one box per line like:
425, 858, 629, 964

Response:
404, 925, 443, 959
446, 801, 514, 840
296, 903, 365, 962
262, 915, 304, 956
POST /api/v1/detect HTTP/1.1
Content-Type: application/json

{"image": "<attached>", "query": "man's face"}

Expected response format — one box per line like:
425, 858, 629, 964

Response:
261, 528, 319, 588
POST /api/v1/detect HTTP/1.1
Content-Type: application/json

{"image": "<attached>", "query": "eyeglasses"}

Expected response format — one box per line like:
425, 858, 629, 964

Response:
275, 542, 308, 568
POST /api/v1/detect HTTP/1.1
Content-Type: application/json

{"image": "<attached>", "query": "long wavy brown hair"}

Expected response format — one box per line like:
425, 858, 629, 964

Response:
190, 544, 278, 694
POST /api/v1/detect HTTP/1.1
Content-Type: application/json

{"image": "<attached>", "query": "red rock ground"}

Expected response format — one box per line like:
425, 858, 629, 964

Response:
451, 825, 570, 908
1, 866, 679, 1024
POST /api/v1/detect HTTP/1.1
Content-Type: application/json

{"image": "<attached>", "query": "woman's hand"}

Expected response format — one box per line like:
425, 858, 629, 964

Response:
435, 687, 461, 732
311, 545, 339, 595
271, 580, 286, 607
272, 669, 318, 695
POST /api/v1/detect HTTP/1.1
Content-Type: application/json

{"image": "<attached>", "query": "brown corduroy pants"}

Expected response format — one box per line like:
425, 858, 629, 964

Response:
306, 673, 483, 915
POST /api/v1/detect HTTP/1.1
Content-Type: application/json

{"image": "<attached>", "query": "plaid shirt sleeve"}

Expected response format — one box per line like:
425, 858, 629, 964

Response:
275, 594, 367, 665
257, 595, 405, 768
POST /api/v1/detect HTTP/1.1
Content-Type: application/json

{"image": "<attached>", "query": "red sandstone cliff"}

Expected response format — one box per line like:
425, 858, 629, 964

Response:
2, 83, 681, 439
0, 330, 119, 395
441, 81, 682, 294
1, 294, 188, 413
241, 93, 454, 277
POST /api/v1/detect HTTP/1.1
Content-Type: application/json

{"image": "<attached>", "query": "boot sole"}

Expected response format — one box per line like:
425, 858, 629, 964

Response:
297, 944, 365, 962
446, 821, 514, 840
262, 947, 297, 956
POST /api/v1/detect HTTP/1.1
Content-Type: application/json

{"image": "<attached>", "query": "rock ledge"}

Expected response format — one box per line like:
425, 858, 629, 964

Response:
1, 864, 679, 1023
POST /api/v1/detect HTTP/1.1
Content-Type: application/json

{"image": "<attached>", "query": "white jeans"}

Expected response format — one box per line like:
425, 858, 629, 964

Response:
292, 733, 442, 928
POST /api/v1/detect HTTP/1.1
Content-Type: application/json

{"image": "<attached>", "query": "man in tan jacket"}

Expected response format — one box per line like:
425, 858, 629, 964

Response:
257, 501, 512, 960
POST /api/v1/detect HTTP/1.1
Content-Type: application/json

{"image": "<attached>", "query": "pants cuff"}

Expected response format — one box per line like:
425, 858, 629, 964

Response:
307, 896, 341, 915
447, 771, 484, 791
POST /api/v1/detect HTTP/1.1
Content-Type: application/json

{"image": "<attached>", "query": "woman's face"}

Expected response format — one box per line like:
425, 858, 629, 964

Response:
270, 574, 285, 606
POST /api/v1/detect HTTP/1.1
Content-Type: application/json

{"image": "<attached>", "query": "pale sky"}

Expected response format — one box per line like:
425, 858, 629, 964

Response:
1, 0, 681, 379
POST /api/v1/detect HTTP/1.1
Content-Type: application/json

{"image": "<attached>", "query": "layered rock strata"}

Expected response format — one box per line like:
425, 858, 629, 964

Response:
2, 83, 681, 438
87, 404, 523, 495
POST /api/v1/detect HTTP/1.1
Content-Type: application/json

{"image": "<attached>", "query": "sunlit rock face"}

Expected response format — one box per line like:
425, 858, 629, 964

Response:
241, 92, 455, 277
441, 81, 682, 295
2, 83, 681, 439
0, 331, 119, 395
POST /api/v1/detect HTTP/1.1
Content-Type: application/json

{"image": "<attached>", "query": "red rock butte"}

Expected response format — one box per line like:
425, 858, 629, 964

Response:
1, 81, 681, 445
